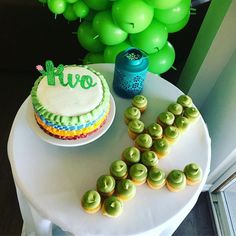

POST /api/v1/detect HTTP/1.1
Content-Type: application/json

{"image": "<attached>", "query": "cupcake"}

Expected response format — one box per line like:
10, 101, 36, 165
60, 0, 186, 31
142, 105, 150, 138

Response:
81, 190, 101, 214
152, 138, 170, 159
167, 103, 183, 116
110, 160, 128, 180
102, 196, 123, 218
166, 169, 186, 192
124, 106, 141, 124
96, 175, 116, 197
184, 163, 202, 185
129, 163, 148, 185
116, 179, 136, 201
157, 111, 175, 127
163, 126, 180, 144
135, 133, 153, 152
147, 167, 166, 189
132, 95, 148, 113
174, 116, 189, 133
147, 123, 163, 140
183, 107, 200, 123
177, 95, 192, 108
128, 119, 145, 140
141, 151, 159, 168
121, 147, 140, 165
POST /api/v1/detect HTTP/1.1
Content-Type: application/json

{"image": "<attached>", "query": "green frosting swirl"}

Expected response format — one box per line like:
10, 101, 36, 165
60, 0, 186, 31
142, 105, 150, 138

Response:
152, 138, 169, 154
148, 167, 166, 184
168, 103, 183, 116
164, 126, 179, 139
147, 123, 163, 138
158, 111, 175, 126
174, 116, 189, 130
135, 134, 152, 149
81, 190, 101, 209
184, 107, 200, 120
184, 163, 202, 181
141, 151, 159, 167
177, 95, 192, 108
124, 106, 141, 120
129, 163, 148, 180
96, 175, 115, 194
167, 170, 186, 188
122, 147, 140, 164
31, 65, 110, 126
103, 196, 123, 217
110, 160, 128, 178
132, 95, 147, 109
128, 119, 145, 133
116, 179, 136, 197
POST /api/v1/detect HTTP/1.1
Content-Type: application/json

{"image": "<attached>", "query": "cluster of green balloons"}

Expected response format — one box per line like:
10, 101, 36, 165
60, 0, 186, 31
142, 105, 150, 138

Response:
39, 0, 191, 75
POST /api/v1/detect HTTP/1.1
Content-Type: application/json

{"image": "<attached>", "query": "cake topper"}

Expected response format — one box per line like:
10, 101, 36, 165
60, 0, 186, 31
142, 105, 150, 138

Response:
36, 60, 97, 89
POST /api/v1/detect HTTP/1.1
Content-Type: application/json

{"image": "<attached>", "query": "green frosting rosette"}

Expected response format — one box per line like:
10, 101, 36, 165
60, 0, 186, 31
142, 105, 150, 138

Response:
141, 151, 159, 168
147, 123, 163, 139
157, 111, 175, 126
110, 160, 128, 179
124, 106, 141, 123
81, 190, 101, 213
166, 169, 186, 192
122, 147, 140, 165
168, 103, 183, 116
184, 163, 202, 185
147, 167, 166, 189
174, 116, 189, 132
128, 119, 145, 134
102, 196, 123, 217
135, 133, 153, 151
164, 126, 180, 143
184, 107, 200, 122
132, 95, 148, 112
129, 163, 148, 185
116, 179, 136, 200
96, 175, 116, 196
152, 138, 170, 158
177, 95, 193, 108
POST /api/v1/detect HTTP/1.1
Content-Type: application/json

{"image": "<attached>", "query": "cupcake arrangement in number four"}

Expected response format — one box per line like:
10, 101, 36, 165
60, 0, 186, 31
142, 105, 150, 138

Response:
81, 94, 202, 217
38, 0, 195, 75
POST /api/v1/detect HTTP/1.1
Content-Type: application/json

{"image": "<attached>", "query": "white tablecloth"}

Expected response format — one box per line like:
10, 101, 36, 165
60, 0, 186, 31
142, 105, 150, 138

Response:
8, 64, 211, 236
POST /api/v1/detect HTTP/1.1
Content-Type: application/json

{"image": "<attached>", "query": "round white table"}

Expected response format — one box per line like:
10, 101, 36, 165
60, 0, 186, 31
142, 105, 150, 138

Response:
8, 64, 211, 236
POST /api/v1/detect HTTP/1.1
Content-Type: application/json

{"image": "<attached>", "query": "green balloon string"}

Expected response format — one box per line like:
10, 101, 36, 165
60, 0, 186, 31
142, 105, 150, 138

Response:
171, 66, 177, 71
190, 7, 197, 11
54, 14, 57, 20
72, 32, 77, 35
190, 12, 197, 15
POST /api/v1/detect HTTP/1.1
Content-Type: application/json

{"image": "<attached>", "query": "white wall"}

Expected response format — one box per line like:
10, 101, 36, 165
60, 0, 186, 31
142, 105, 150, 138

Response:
201, 49, 236, 183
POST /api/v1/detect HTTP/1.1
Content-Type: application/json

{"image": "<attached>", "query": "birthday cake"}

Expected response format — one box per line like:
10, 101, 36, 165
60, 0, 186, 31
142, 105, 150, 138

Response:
31, 61, 110, 140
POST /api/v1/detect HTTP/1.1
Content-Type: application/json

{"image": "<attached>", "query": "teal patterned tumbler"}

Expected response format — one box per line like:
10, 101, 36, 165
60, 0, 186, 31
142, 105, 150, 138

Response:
113, 48, 149, 98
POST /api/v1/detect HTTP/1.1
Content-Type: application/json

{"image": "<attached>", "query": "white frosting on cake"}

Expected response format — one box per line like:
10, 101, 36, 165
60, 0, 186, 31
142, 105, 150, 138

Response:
37, 66, 103, 116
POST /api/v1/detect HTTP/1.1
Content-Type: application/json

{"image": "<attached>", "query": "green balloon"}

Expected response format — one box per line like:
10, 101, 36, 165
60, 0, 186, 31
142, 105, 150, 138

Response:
73, 0, 89, 18
93, 11, 128, 46
48, 0, 67, 14
165, 11, 190, 33
130, 19, 168, 54
154, 0, 190, 25
112, 0, 154, 34
148, 41, 175, 74
77, 22, 105, 53
66, 0, 77, 3
145, 0, 181, 9
104, 41, 131, 63
83, 0, 112, 10
83, 52, 104, 64
63, 4, 77, 21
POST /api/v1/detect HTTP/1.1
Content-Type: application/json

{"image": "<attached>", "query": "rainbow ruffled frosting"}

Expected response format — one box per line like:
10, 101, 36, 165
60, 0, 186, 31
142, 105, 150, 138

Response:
31, 64, 110, 140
